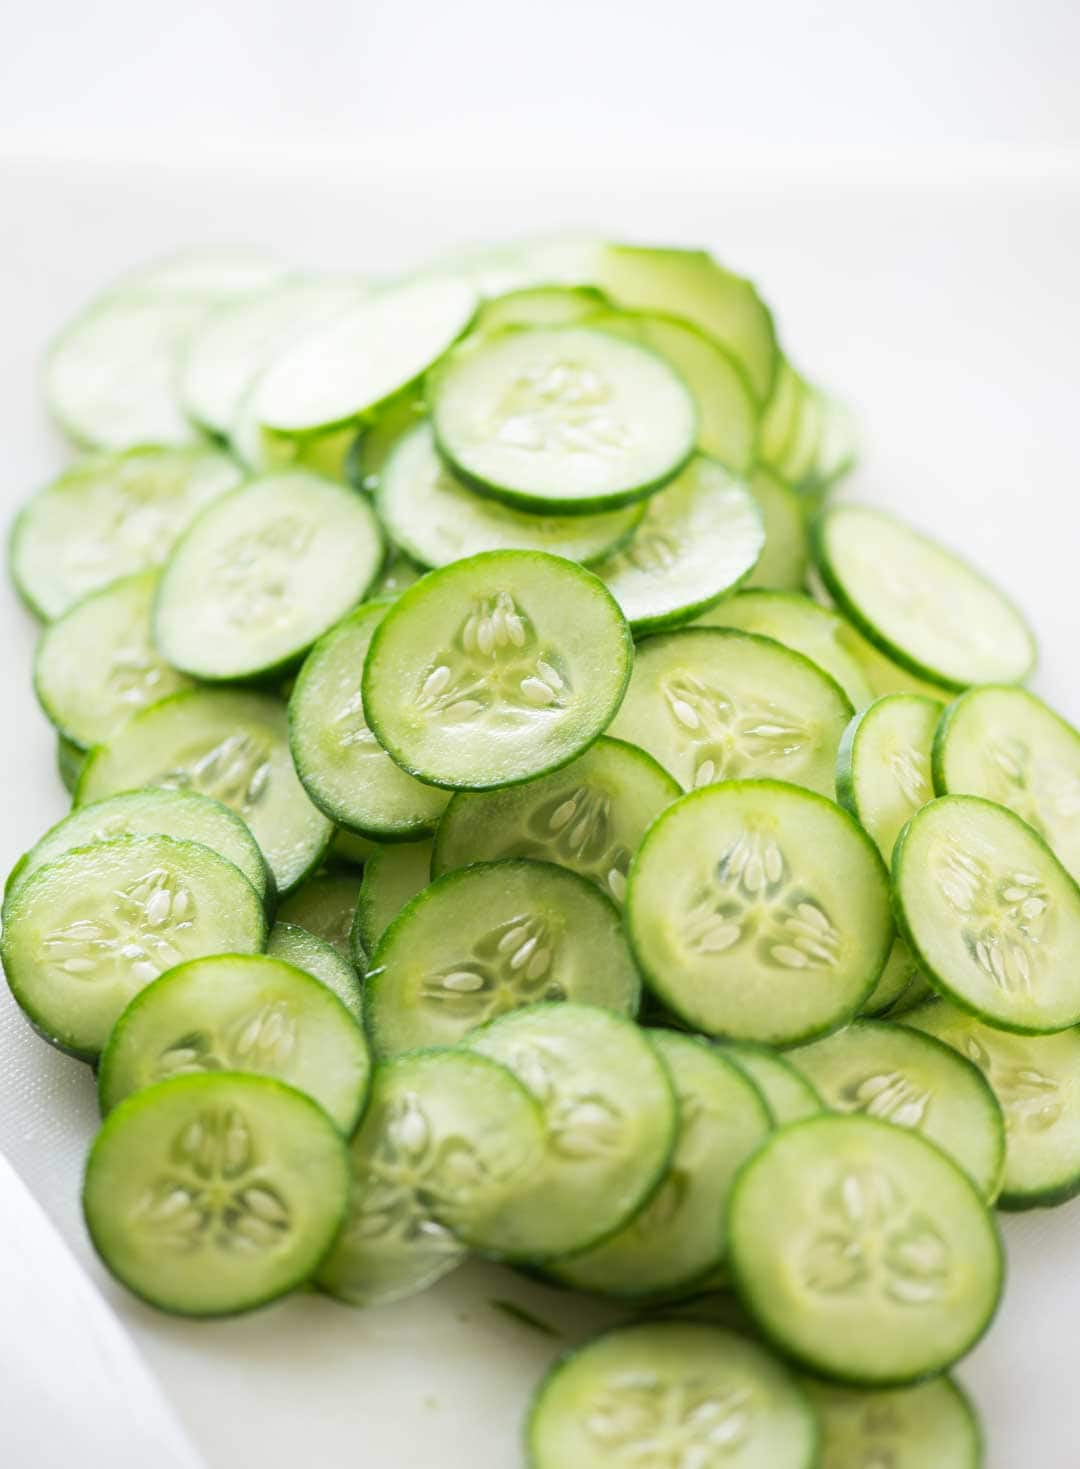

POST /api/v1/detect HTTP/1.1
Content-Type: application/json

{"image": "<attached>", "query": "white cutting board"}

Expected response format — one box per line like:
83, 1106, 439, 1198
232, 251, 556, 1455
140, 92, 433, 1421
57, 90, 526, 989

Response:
1, 150, 1079, 1469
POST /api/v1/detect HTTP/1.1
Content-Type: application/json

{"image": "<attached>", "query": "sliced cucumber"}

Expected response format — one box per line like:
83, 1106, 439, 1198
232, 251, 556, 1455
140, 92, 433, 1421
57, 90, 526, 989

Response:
328, 829, 379, 867
1, 835, 267, 1059
275, 869, 362, 962
862, 936, 925, 1017
83, 1072, 349, 1316
353, 840, 433, 957
368, 550, 425, 600
362, 550, 633, 790
836, 694, 944, 860
805, 1374, 982, 1469
838, 615, 955, 702
57, 735, 85, 795
430, 326, 697, 513
76, 688, 333, 894
432, 737, 679, 907
720, 1041, 823, 1125
728, 1114, 1003, 1384
745, 469, 810, 592
365, 859, 639, 1056
346, 384, 427, 492
799, 390, 858, 497
893, 795, 1080, 1034
115, 248, 289, 300
267, 923, 364, 1023
229, 378, 360, 477
472, 284, 609, 333
627, 781, 892, 1046
608, 628, 854, 798
812, 505, 1036, 689
759, 359, 802, 466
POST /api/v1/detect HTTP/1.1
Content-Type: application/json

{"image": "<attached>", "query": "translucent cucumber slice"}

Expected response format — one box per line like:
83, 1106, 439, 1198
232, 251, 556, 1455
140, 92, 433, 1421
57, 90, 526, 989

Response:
805, 1375, 982, 1469
607, 628, 853, 798
365, 859, 640, 1056
430, 327, 697, 513
836, 694, 944, 860
727, 1115, 1003, 1384
33, 572, 192, 748
472, 285, 609, 333
894, 795, 1080, 1033
861, 936, 925, 1016
76, 689, 333, 895
1, 835, 267, 1059
83, 1072, 349, 1316
315, 1050, 544, 1306
627, 782, 892, 1046
10, 445, 243, 620
115, 248, 289, 300
745, 469, 810, 592
267, 923, 364, 1023
720, 1041, 823, 1125
933, 685, 1080, 883
465, 1003, 677, 1259
592, 456, 764, 633
527, 1322, 818, 1469
813, 505, 1036, 689
432, 736, 678, 907
362, 550, 633, 790
551, 1033, 771, 1298
353, 841, 433, 957
276, 869, 363, 962
786, 1020, 1004, 1200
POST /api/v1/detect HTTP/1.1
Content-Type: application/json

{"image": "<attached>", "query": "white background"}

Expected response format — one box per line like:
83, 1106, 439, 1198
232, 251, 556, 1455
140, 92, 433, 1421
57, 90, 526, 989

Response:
3, 4, 1080, 1467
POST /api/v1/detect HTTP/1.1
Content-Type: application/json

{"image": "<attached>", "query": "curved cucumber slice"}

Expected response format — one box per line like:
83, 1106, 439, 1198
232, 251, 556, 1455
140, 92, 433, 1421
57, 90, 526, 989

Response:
593, 456, 764, 633
289, 601, 449, 840
527, 1321, 817, 1469
353, 840, 432, 958
154, 472, 383, 680
805, 1375, 982, 1469
430, 326, 697, 513
933, 684, 1080, 883
432, 736, 679, 907
836, 694, 944, 860
862, 936, 925, 1017
365, 859, 639, 1056
267, 923, 364, 1023
229, 378, 358, 476
1, 835, 267, 1059
608, 628, 853, 797
83, 1072, 349, 1317
316, 1049, 544, 1306
786, 1020, 1004, 1200
99, 953, 370, 1132
115, 248, 289, 300
812, 505, 1036, 689
328, 829, 379, 867
472, 284, 610, 333
745, 469, 809, 592
728, 1114, 1003, 1384
551, 1033, 771, 1298
720, 1041, 823, 1125
369, 551, 425, 601
362, 550, 633, 790
465, 1003, 677, 1259
894, 795, 1080, 1034
10, 445, 242, 620
276, 869, 362, 962
34, 572, 192, 748
57, 734, 86, 795
346, 384, 427, 491
76, 688, 332, 895
627, 782, 892, 1046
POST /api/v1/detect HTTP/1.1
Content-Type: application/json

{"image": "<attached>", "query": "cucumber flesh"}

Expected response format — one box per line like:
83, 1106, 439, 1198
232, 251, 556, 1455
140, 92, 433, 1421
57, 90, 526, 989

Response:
275, 869, 363, 962
267, 923, 364, 1023
745, 469, 809, 592
353, 841, 433, 958
472, 285, 609, 333
836, 694, 944, 861
57, 735, 86, 795
861, 935, 925, 1017
720, 1041, 823, 1125
115, 248, 289, 300
805, 1374, 982, 1469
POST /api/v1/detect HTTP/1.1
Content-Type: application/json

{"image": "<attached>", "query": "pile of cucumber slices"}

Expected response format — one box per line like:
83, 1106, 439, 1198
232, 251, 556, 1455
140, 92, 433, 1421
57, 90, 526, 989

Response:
4, 236, 1077, 1467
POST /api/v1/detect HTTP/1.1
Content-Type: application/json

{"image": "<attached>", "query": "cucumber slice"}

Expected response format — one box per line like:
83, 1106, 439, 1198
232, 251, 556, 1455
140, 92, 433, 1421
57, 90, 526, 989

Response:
836, 694, 944, 860
465, 1002, 677, 1259
812, 505, 1036, 689
906, 998, 1080, 1210
759, 359, 802, 465
473, 285, 610, 333
799, 390, 858, 497
154, 472, 383, 680
592, 456, 764, 633
886, 970, 936, 1017
315, 1049, 544, 1306
893, 795, 1080, 1034
276, 869, 362, 962
862, 936, 925, 1017
83, 1072, 349, 1316
369, 551, 425, 600
771, 379, 822, 486
720, 1041, 823, 1125
836, 613, 955, 702
1, 835, 267, 1059
786, 1020, 1005, 1200
365, 859, 639, 1056
99, 953, 370, 1132
254, 275, 478, 435
57, 735, 85, 795
346, 384, 427, 492
33, 572, 192, 748
267, 923, 364, 1023
362, 550, 633, 791
289, 601, 450, 840
745, 469, 810, 592
432, 736, 679, 907
430, 327, 697, 513
328, 829, 379, 866
933, 685, 1080, 883
608, 628, 854, 798
115, 248, 289, 300
527, 1322, 818, 1469
353, 840, 433, 956
727, 1114, 1003, 1384
375, 422, 644, 568
627, 781, 892, 1046
805, 1375, 982, 1469
76, 688, 333, 895
10, 445, 243, 620
551, 1033, 771, 1298
229, 379, 360, 477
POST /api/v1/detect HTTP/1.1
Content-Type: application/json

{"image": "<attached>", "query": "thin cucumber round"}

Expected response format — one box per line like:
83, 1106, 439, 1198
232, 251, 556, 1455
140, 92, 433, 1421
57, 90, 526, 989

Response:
527, 1321, 818, 1469
861, 936, 925, 1017
365, 859, 640, 1056
83, 1072, 349, 1317
720, 1041, 824, 1125
266, 923, 364, 1023
1, 835, 267, 1060
812, 505, 1036, 689
745, 469, 810, 592
608, 628, 854, 798
353, 840, 433, 958
836, 694, 944, 861
893, 795, 1080, 1034
275, 869, 362, 962
361, 550, 633, 791
805, 1374, 983, 1469
626, 781, 892, 1046
471, 284, 610, 333
727, 1114, 1004, 1385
